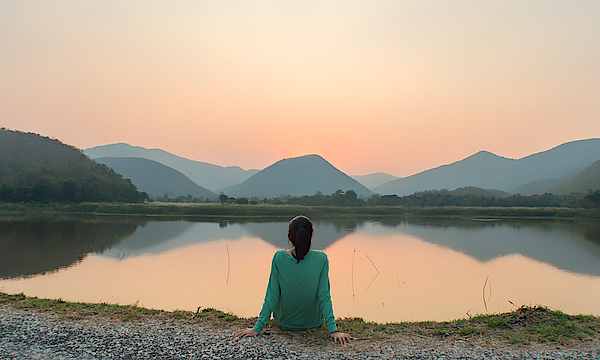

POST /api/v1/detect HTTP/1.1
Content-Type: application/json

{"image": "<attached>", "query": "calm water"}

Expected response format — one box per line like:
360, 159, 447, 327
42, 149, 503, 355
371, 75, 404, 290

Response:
1, 215, 600, 322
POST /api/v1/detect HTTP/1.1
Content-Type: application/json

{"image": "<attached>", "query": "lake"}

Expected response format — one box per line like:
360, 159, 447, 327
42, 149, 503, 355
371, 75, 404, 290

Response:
1, 215, 600, 323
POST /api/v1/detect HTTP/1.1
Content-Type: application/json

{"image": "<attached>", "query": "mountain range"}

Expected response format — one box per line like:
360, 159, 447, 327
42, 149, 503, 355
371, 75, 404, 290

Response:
84, 138, 600, 199
94, 157, 216, 200
373, 139, 600, 196
84, 143, 258, 191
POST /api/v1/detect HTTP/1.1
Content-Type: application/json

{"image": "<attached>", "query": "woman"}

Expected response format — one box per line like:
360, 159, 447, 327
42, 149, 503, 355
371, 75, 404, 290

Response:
235, 216, 350, 344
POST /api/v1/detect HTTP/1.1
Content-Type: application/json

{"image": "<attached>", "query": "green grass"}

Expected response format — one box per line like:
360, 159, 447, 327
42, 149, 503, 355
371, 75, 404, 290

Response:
5, 292, 596, 346
2, 296, 600, 347
1, 201, 599, 220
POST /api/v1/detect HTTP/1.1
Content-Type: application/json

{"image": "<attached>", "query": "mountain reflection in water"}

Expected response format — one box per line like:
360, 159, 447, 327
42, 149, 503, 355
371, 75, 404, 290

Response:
2, 215, 600, 322
2, 216, 600, 279
102, 218, 600, 277
0, 216, 139, 279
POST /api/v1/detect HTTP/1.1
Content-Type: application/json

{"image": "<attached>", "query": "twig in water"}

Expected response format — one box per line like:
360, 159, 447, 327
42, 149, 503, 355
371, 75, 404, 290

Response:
364, 252, 379, 292
482, 275, 489, 313
395, 265, 402, 287
118, 247, 128, 262
365, 253, 379, 274
226, 245, 230, 286
351, 247, 356, 300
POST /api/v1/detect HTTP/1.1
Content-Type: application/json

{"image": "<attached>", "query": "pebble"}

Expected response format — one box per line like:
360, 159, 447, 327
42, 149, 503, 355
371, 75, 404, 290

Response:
1, 305, 599, 359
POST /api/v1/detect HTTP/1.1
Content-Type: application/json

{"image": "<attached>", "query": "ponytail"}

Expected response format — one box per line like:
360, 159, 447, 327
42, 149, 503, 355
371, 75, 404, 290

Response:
293, 228, 311, 263
288, 216, 313, 263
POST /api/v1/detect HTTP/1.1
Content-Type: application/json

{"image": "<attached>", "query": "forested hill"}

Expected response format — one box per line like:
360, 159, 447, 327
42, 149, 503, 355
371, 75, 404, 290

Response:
549, 159, 600, 194
0, 129, 147, 203
374, 138, 600, 196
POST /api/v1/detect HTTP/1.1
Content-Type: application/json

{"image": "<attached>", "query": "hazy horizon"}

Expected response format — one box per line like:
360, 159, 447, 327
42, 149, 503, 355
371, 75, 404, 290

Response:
2, 1, 599, 177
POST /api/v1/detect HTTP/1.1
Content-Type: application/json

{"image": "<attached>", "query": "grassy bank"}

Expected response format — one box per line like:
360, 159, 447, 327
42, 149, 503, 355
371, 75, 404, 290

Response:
2, 292, 599, 347
1, 202, 599, 221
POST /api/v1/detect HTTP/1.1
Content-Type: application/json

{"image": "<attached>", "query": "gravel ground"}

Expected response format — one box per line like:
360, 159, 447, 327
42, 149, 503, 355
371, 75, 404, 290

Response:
1, 305, 599, 360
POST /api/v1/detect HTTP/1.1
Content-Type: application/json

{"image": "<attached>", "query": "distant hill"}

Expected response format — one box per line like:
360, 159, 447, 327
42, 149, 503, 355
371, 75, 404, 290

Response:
351, 173, 399, 190
447, 186, 510, 197
95, 157, 216, 200
549, 160, 600, 194
0, 130, 146, 203
510, 167, 585, 195
220, 154, 372, 198
374, 139, 600, 196
84, 143, 259, 191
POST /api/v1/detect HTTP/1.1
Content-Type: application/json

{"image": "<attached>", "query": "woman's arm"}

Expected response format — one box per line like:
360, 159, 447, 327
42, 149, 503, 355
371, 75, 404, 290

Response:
318, 254, 351, 344
317, 255, 337, 333
252, 252, 281, 335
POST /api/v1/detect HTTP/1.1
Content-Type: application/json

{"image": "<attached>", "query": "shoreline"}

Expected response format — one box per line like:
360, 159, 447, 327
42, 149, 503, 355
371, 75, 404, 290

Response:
1, 202, 599, 221
2, 292, 599, 356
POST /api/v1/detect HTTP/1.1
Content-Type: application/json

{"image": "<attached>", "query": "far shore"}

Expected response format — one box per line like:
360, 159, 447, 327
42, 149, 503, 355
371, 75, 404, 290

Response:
1, 202, 599, 221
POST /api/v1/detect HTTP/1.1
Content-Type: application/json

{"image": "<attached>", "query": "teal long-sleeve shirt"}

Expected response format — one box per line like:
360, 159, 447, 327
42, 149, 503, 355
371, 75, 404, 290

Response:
253, 249, 338, 335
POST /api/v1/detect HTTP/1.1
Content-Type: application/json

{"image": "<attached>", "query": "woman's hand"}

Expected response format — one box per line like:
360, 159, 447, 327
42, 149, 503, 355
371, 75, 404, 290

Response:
235, 328, 258, 339
330, 331, 350, 344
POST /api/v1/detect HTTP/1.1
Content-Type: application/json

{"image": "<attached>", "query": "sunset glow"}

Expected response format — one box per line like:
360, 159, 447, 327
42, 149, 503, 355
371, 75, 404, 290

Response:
1, 1, 599, 176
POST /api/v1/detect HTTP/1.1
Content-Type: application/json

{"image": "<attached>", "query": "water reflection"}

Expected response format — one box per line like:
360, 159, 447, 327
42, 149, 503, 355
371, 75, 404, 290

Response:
0, 216, 139, 279
2, 216, 600, 322
101, 219, 359, 259
3, 216, 600, 279
373, 219, 600, 276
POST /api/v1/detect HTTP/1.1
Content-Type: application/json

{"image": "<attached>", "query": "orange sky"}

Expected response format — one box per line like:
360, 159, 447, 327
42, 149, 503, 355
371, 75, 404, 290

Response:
1, 1, 599, 176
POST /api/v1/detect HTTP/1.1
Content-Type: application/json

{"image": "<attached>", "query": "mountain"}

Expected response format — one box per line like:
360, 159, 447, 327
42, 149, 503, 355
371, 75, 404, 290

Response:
95, 157, 216, 200
374, 139, 600, 196
83, 143, 259, 191
220, 154, 372, 198
351, 173, 399, 190
0, 129, 146, 203
549, 159, 600, 194
510, 167, 585, 195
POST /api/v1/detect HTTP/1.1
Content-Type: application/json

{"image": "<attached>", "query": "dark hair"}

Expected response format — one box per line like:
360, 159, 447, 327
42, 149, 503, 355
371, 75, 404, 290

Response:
288, 216, 313, 263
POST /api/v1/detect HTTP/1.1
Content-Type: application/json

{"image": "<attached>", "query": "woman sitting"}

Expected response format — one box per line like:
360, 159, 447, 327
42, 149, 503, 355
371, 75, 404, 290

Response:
235, 216, 350, 344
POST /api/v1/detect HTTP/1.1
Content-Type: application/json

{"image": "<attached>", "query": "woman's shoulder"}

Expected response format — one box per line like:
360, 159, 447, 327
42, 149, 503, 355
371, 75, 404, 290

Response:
307, 250, 328, 261
273, 249, 288, 258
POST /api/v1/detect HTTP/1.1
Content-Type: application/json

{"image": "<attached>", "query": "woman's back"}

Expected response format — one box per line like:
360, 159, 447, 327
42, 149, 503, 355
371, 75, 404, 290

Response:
267, 249, 335, 332
235, 216, 350, 344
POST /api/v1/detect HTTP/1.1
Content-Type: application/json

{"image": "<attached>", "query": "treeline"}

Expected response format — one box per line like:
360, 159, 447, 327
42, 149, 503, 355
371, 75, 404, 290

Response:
0, 129, 147, 203
371, 190, 598, 208
217, 189, 600, 209
151, 194, 209, 203
217, 189, 363, 206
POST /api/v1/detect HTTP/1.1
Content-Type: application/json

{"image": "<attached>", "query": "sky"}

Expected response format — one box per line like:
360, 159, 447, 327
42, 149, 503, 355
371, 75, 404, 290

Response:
1, 1, 599, 177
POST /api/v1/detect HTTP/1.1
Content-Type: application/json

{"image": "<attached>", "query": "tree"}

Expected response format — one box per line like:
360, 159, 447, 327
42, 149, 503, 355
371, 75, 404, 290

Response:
235, 197, 249, 204
584, 190, 600, 208
219, 193, 229, 204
